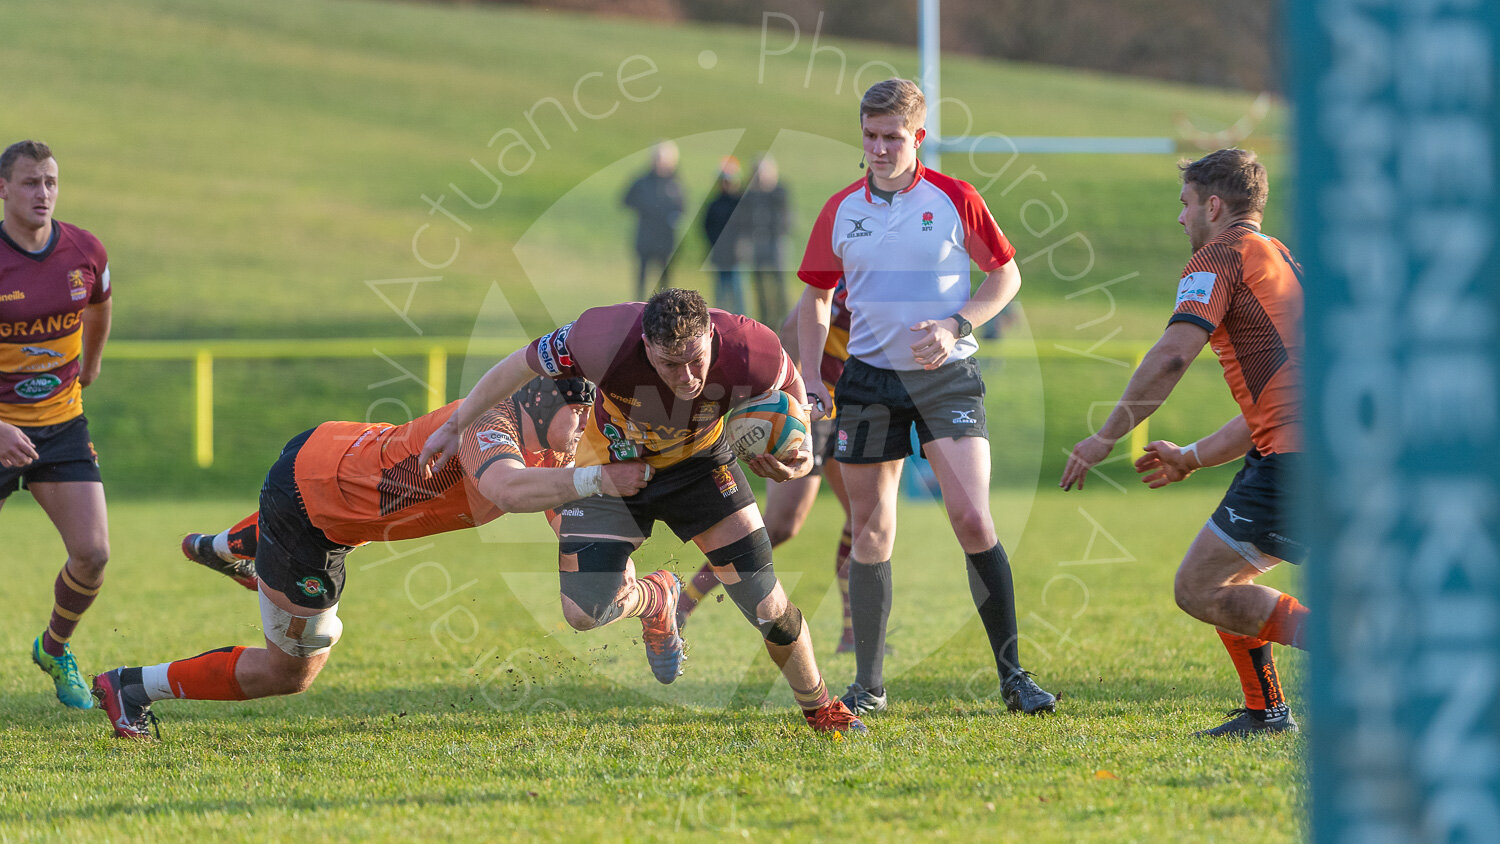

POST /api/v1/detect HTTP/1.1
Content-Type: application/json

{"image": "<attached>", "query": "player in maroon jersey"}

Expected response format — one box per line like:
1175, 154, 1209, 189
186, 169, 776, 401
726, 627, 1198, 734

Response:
419, 288, 866, 735
0, 140, 113, 711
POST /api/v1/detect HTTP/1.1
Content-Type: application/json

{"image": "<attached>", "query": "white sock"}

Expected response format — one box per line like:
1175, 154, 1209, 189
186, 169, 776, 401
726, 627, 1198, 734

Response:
141, 662, 177, 701
211, 531, 235, 562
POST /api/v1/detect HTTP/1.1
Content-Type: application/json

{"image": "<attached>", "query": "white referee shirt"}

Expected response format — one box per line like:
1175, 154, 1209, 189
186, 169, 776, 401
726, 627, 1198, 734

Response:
798, 162, 1015, 371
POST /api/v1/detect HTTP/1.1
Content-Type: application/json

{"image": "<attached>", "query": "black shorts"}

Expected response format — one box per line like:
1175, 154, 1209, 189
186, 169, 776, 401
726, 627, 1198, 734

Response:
559, 446, 758, 545
810, 418, 837, 475
831, 356, 988, 464
255, 428, 351, 610
0, 416, 101, 499
1208, 449, 1307, 565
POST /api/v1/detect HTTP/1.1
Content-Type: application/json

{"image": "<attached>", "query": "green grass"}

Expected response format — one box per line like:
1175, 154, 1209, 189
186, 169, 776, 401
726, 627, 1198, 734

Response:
1, 1, 1299, 838
0, 488, 1303, 841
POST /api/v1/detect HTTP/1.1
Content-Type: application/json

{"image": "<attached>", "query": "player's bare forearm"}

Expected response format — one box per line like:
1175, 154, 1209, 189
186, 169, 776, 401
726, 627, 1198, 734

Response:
1095, 323, 1209, 443
1135, 417, 1252, 490
79, 299, 112, 387
1194, 415, 1254, 467
479, 461, 652, 513
795, 287, 833, 416
419, 348, 537, 476
965, 261, 1021, 329
1059, 322, 1208, 490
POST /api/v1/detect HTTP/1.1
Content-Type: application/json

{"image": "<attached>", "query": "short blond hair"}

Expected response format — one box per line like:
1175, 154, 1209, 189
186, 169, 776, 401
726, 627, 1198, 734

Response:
860, 79, 926, 133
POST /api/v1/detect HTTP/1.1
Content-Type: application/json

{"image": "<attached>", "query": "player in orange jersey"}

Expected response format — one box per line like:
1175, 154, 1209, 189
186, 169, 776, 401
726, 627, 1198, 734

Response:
92, 377, 653, 738
1060, 149, 1308, 736
0, 140, 113, 711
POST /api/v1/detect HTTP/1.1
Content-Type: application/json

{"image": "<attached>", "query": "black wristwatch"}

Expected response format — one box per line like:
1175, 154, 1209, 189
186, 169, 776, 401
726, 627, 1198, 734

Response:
949, 314, 973, 338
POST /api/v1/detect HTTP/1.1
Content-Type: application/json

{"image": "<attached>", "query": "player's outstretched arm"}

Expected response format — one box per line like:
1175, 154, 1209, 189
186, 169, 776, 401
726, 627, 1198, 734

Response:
1059, 321, 1210, 491
478, 460, 653, 513
420, 348, 536, 477
1135, 415, 1253, 489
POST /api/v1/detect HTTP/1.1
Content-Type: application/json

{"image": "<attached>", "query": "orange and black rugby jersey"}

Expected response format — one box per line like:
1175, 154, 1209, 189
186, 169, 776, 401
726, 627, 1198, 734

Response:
1169, 223, 1303, 454
0, 221, 110, 426
294, 398, 570, 546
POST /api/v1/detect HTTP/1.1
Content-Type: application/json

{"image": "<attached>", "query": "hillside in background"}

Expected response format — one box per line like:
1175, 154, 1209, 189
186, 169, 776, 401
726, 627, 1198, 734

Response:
4, 0, 1264, 494
489, 0, 1280, 91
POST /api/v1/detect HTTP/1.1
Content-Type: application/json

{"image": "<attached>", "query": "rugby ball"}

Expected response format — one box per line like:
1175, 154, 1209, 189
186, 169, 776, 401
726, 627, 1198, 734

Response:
725, 390, 810, 463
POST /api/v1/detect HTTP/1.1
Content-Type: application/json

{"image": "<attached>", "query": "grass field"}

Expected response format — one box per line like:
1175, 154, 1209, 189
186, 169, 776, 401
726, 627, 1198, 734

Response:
0, 488, 1304, 841
0, 0, 1303, 839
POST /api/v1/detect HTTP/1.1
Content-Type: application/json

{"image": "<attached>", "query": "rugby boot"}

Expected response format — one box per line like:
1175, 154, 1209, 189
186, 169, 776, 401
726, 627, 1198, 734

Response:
640, 570, 686, 684
182, 533, 259, 591
1001, 669, 1057, 714
91, 669, 159, 740
839, 682, 888, 716
805, 699, 868, 736
31, 637, 94, 710
1193, 707, 1299, 738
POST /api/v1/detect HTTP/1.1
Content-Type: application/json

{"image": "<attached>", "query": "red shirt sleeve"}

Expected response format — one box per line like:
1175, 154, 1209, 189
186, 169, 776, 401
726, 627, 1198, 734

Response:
953, 181, 1014, 272
797, 186, 857, 290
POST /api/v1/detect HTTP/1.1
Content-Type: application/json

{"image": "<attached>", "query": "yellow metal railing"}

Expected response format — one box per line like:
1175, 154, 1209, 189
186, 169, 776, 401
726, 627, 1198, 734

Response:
106, 337, 1195, 469
108, 337, 522, 467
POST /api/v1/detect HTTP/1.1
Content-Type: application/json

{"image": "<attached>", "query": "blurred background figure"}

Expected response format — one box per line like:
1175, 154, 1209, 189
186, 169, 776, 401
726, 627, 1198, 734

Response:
622, 141, 684, 301
740, 155, 791, 326
702, 156, 745, 316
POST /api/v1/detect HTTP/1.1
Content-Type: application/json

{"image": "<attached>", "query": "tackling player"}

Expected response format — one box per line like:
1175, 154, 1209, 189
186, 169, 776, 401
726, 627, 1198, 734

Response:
92, 377, 653, 738
0, 140, 114, 711
1060, 148, 1308, 736
419, 288, 867, 736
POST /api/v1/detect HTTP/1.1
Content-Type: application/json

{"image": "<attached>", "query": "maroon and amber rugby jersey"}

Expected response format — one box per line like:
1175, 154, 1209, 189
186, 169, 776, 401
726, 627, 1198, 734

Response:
525, 304, 797, 470
0, 221, 110, 426
1169, 223, 1303, 454
294, 398, 571, 547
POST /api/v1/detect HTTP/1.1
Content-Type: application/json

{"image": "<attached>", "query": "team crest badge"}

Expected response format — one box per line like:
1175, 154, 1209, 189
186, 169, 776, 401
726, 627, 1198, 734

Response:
713, 464, 739, 498
297, 576, 328, 598
921, 211, 935, 231
68, 269, 88, 301
692, 402, 719, 422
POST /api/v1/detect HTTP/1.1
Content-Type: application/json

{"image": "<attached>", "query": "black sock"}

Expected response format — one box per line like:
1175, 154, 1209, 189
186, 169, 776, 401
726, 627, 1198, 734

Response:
849, 558, 892, 692
118, 666, 152, 709
966, 543, 1021, 676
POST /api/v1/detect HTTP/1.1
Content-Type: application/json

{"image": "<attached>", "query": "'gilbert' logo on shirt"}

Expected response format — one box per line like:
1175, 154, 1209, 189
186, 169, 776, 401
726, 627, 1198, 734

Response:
845, 217, 873, 238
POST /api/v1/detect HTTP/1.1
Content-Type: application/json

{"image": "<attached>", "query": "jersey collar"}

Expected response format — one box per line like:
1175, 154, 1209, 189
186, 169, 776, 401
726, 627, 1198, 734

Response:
863, 160, 928, 203
0, 220, 59, 261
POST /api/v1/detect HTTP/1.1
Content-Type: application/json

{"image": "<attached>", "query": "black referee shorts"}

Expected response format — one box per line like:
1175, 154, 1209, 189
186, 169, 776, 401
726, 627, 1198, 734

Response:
831, 356, 988, 464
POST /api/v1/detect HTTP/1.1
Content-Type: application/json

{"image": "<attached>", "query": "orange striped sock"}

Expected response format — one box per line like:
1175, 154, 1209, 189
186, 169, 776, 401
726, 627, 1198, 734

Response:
1257, 593, 1309, 650
1217, 629, 1286, 716
159, 646, 249, 701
